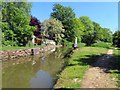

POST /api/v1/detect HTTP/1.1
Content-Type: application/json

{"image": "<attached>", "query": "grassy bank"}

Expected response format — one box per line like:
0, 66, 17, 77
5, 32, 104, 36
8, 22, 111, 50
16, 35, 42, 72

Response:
0, 45, 44, 51
54, 47, 108, 88
110, 48, 120, 89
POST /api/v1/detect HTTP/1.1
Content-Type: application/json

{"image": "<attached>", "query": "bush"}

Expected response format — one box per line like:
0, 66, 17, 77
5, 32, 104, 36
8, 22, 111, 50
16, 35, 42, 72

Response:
2, 40, 17, 47
92, 41, 112, 48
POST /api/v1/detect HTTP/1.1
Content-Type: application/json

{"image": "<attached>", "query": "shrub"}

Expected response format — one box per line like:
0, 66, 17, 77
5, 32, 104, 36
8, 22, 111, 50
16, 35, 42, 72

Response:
92, 41, 112, 48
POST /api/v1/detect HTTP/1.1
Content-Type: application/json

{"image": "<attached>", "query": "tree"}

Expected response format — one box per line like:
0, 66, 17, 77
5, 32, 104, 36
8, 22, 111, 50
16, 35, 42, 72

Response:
79, 16, 94, 46
1, 2, 35, 46
30, 16, 42, 38
113, 30, 120, 47
92, 21, 104, 43
51, 4, 76, 42
72, 18, 85, 42
42, 18, 65, 45
99, 28, 112, 43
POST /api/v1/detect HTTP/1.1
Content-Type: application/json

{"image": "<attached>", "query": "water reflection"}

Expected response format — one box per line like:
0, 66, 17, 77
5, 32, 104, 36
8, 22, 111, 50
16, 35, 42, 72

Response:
50, 48, 56, 52
30, 70, 54, 88
41, 56, 46, 64
2, 47, 67, 88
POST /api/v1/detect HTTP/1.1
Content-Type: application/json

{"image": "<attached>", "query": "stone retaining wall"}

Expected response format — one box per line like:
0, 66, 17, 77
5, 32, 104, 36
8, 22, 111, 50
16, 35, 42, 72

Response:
0, 45, 57, 60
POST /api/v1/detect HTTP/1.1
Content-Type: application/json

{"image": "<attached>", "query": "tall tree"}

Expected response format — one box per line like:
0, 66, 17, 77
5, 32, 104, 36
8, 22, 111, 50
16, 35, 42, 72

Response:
51, 4, 76, 42
79, 16, 94, 46
30, 16, 42, 38
1, 2, 35, 46
92, 21, 102, 43
72, 18, 85, 42
100, 28, 112, 43
42, 18, 65, 44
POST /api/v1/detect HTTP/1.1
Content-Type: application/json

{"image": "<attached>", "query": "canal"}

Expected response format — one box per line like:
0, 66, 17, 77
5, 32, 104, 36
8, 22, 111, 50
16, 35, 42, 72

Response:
2, 47, 69, 88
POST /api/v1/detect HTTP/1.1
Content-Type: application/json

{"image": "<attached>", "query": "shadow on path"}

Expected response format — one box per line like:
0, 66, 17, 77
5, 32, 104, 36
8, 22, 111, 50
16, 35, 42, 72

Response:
67, 50, 120, 73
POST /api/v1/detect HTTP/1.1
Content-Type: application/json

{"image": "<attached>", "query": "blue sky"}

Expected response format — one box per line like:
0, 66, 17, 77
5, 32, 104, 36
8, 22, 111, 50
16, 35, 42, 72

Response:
31, 2, 118, 32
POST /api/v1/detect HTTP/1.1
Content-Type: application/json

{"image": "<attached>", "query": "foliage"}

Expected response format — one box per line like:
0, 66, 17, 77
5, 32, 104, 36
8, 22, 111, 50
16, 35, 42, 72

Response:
73, 18, 85, 42
1, 2, 114, 48
42, 18, 65, 45
1, 2, 35, 46
30, 16, 42, 38
79, 16, 94, 46
113, 30, 120, 47
79, 16, 112, 46
93, 22, 112, 43
61, 39, 73, 48
92, 21, 102, 42
51, 4, 76, 42
91, 41, 112, 48
99, 28, 112, 43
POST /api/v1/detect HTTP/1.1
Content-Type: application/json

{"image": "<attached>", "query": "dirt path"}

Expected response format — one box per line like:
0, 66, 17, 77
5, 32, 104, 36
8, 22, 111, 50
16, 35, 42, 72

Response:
81, 49, 117, 88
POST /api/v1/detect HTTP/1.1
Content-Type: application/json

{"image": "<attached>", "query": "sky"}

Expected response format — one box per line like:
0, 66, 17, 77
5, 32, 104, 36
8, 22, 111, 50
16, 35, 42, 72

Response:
31, 2, 118, 32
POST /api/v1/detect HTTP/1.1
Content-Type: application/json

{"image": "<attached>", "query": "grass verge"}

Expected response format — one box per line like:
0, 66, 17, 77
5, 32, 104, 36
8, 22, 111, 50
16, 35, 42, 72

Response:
54, 47, 108, 88
0, 44, 44, 51
110, 48, 120, 89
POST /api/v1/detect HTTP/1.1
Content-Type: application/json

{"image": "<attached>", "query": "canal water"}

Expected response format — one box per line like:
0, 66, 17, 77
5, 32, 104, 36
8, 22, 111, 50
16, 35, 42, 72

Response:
2, 47, 68, 88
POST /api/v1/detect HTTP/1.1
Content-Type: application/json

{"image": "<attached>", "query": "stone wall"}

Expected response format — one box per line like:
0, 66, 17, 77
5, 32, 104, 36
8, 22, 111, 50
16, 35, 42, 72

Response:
0, 45, 57, 60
